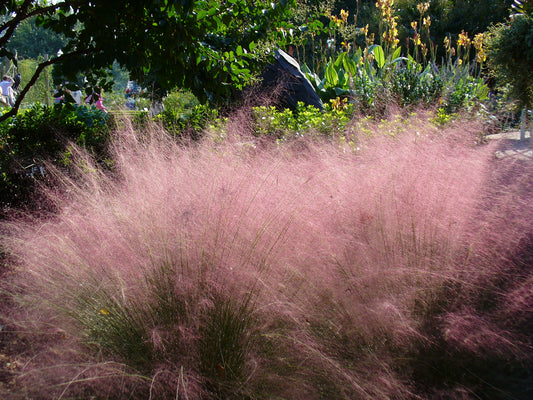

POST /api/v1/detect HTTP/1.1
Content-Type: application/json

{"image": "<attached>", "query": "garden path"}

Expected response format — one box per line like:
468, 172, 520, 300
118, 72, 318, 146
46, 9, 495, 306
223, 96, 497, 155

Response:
487, 130, 532, 161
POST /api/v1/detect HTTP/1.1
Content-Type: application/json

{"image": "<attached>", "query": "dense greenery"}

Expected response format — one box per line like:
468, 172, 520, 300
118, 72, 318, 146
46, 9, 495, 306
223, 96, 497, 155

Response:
486, 14, 533, 110
0, 0, 532, 210
5, 16, 67, 59
0, 103, 111, 212
1, 0, 296, 121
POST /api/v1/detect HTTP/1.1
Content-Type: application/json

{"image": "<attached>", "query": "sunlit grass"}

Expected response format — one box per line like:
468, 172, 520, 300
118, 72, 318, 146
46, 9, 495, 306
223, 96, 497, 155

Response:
2, 114, 532, 399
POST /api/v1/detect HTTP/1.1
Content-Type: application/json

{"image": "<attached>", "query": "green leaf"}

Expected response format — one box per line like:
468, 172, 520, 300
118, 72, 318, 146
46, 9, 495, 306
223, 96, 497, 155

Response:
325, 63, 339, 87
372, 45, 385, 69
334, 52, 345, 70
343, 56, 357, 77
391, 46, 401, 61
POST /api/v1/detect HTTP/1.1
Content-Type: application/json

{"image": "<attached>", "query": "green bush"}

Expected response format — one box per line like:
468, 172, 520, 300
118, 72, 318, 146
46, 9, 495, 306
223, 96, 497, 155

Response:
251, 101, 354, 140
391, 60, 444, 106
154, 90, 218, 139
486, 14, 533, 110
440, 75, 489, 114
0, 103, 112, 212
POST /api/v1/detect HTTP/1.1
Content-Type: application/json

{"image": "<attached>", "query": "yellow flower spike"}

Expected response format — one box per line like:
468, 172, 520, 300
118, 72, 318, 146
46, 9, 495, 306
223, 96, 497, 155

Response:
411, 21, 418, 31
473, 32, 485, 51
457, 30, 470, 47
421, 43, 428, 57
417, 2, 430, 15
340, 9, 349, 23
423, 16, 431, 27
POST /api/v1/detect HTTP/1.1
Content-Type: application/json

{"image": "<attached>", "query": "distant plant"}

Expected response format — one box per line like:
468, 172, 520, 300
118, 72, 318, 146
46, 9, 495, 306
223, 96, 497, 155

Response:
295, 3, 490, 121
486, 13, 533, 135
154, 96, 219, 140
15, 58, 54, 107
251, 101, 354, 139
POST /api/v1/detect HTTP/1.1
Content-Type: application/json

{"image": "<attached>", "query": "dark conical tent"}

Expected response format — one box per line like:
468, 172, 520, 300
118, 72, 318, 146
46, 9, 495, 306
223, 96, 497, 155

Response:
260, 49, 324, 111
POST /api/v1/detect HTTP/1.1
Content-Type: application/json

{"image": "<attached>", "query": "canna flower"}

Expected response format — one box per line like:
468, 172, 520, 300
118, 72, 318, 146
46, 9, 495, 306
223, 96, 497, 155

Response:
340, 9, 349, 23
413, 32, 421, 46
331, 15, 343, 28
421, 42, 428, 57
377, 0, 399, 47
457, 30, 471, 47
417, 2, 430, 15
366, 32, 375, 46
331, 96, 348, 110
473, 33, 486, 63
423, 16, 431, 27
411, 21, 418, 31
473, 32, 485, 51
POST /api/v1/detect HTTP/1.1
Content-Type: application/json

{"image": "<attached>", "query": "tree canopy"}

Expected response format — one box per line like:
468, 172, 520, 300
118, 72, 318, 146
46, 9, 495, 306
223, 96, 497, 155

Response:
5, 16, 66, 59
486, 10, 533, 109
0, 0, 296, 121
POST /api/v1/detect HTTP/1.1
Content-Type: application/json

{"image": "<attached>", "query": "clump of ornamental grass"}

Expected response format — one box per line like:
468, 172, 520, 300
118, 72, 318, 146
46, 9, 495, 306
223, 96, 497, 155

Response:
1, 113, 532, 399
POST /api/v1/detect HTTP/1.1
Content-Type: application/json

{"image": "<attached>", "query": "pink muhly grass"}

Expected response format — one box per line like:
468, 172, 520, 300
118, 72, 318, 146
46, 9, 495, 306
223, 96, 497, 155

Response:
2, 113, 532, 399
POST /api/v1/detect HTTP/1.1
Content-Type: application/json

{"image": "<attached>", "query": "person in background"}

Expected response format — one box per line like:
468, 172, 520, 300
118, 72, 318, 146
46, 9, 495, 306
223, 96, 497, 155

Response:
69, 89, 83, 106
53, 84, 64, 104
85, 87, 107, 112
12, 73, 21, 92
0, 75, 15, 107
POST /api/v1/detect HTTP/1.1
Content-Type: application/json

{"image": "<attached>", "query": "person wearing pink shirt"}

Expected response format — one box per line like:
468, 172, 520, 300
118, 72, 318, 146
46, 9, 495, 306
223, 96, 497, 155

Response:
85, 88, 107, 113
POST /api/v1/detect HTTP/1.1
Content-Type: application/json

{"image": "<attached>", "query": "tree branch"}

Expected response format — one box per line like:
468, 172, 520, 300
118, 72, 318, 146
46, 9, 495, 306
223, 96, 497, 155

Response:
0, 1, 80, 49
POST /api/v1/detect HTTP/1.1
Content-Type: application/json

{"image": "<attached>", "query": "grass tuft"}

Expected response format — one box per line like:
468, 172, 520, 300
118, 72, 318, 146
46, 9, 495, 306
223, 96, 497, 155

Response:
1, 113, 532, 399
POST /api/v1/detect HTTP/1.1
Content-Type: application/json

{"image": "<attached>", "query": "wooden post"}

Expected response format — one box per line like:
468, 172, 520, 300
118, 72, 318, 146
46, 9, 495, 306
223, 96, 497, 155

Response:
527, 110, 533, 149
520, 107, 526, 141
44, 54, 50, 106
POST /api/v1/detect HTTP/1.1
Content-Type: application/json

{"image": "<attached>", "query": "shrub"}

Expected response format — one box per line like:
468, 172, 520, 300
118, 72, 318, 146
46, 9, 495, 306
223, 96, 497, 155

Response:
153, 90, 218, 139
391, 60, 444, 106
486, 14, 533, 110
0, 103, 112, 212
2, 114, 532, 399
250, 101, 354, 140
